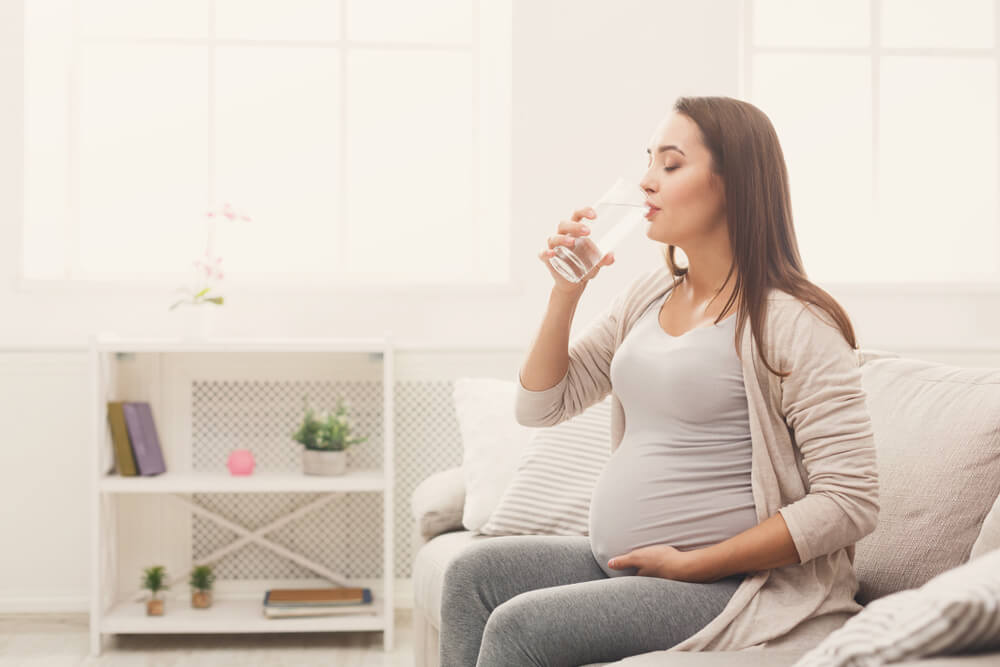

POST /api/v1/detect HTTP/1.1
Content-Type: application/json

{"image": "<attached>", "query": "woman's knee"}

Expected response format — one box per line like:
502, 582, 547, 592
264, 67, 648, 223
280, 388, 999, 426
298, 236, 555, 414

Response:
485, 592, 540, 637
442, 540, 498, 599
480, 593, 550, 665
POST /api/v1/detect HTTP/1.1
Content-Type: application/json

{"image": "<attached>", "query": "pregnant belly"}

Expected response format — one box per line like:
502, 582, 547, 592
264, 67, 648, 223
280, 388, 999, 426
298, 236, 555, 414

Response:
588, 443, 757, 578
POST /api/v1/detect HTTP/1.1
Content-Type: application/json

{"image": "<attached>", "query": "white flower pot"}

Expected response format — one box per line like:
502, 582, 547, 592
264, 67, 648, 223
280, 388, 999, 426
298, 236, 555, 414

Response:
179, 305, 218, 340
302, 449, 347, 476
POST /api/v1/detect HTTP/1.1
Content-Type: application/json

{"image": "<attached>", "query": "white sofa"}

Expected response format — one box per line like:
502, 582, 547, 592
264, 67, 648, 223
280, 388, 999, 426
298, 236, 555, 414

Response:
410, 350, 1000, 666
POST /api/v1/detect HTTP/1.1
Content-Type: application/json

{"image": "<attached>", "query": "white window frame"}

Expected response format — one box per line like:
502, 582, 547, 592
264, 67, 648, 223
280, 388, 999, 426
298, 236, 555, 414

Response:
16, 0, 516, 297
739, 0, 1000, 295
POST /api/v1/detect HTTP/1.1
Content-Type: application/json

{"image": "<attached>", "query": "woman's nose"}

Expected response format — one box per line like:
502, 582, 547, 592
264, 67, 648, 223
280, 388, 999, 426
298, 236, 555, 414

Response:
639, 167, 657, 192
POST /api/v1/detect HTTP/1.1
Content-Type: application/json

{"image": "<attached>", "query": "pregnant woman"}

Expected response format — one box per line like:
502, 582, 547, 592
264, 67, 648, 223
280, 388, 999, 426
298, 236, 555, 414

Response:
439, 96, 880, 666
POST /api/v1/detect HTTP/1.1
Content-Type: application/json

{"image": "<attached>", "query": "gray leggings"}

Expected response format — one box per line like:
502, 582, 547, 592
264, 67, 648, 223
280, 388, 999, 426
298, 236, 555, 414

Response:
439, 535, 745, 667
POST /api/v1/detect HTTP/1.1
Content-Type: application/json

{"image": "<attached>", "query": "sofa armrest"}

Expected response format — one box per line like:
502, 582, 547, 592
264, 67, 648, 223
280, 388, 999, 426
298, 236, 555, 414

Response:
411, 466, 466, 544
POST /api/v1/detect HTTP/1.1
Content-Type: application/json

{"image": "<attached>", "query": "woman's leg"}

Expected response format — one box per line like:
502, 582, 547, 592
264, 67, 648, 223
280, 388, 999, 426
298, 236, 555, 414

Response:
439, 535, 607, 667
476, 572, 745, 666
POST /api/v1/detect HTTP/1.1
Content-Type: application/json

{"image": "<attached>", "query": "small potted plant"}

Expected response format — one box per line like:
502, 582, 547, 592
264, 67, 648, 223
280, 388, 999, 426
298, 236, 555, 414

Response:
141, 565, 169, 616
292, 396, 368, 476
189, 564, 215, 609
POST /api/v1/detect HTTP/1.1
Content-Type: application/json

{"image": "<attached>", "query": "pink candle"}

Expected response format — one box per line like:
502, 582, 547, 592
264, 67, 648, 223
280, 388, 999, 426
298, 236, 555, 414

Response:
227, 449, 255, 476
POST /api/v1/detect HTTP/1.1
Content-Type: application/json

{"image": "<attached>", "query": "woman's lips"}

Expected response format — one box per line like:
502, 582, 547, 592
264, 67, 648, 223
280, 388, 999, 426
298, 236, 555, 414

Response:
645, 205, 660, 220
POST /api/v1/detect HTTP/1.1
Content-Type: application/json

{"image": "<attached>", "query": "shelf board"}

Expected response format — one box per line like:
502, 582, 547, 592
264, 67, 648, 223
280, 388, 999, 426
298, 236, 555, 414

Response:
101, 595, 386, 634
98, 469, 386, 493
93, 334, 389, 353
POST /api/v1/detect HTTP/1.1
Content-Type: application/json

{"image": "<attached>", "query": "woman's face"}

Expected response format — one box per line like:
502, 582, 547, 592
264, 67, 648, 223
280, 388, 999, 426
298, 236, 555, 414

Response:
640, 112, 727, 247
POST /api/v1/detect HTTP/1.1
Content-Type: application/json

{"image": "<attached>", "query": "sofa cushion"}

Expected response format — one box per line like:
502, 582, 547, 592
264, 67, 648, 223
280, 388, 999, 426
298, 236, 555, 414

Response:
853, 357, 1000, 605
603, 650, 808, 666
791, 546, 1000, 667
479, 396, 612, 536
412, 530, 492, 629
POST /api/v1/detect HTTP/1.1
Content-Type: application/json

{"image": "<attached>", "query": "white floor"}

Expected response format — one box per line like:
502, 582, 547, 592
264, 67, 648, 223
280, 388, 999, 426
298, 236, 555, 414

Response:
0, 608, 415, 666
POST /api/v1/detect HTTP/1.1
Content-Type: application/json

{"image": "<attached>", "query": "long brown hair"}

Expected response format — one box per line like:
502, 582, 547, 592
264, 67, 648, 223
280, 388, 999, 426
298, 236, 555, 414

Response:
664, 96, 857, 378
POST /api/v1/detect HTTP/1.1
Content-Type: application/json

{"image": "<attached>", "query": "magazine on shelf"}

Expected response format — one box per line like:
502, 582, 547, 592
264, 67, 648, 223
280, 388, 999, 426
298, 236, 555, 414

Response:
262, 587, 375, 618
264, 587, 373, 607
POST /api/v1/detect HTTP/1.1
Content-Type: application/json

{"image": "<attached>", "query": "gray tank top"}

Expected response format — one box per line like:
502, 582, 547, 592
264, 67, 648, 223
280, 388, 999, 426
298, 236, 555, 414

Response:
589, 290, 758, 578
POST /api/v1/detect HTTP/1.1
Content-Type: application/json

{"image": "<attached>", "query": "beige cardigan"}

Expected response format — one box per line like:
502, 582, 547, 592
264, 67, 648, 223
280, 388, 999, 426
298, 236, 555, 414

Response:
514, 265, 880, 653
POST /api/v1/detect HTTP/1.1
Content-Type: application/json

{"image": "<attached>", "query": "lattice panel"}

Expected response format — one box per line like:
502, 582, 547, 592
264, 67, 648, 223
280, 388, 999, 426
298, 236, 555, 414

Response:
189, 378, 463, 579
192, 379, 384, 472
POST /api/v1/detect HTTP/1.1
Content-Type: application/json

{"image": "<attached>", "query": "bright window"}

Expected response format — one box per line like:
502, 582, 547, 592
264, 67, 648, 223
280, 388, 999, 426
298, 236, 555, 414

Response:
745, 0, 999, 284
22, 0, 512, 287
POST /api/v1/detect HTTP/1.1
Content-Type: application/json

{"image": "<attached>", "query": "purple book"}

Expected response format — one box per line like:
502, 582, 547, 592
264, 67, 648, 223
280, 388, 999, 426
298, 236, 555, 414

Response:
122, 402, 166, 476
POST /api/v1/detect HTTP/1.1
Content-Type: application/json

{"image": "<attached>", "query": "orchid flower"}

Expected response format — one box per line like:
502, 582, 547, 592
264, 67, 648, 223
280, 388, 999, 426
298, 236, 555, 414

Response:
169, 202, 251, 311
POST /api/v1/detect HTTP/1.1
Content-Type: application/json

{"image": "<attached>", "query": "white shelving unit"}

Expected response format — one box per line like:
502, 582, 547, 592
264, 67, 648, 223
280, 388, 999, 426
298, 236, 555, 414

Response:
87, 333, 395, 657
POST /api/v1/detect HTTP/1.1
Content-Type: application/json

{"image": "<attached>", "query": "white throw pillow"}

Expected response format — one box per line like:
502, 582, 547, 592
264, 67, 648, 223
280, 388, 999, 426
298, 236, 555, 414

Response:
453, 378, 538, 532
479, 396, 612, 536
792, 546, 1000, 667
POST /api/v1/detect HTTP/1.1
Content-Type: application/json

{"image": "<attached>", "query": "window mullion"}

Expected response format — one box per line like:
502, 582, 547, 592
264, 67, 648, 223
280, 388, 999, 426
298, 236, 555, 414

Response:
338, 0, 348, 276
68, 0, 81, 280
208, 1, 216, 224
741, 0, 753, 99
872, 0, 880, 222
995, 0, 1000, 279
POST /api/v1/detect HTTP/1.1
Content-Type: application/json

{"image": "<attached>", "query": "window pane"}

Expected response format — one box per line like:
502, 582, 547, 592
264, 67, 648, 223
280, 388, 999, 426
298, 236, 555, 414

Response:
76, 44, 209, 277
214, 47, 341, 277
879, 57, 998, 281
214, 0, 341, 41
23, 0, 72, 279
882, 0, 993, 49
751, 55, 875, 282
346, 50, 476, 281
79, 0, 209, 40
347, 0, 474, 44
753, 0, 870, 48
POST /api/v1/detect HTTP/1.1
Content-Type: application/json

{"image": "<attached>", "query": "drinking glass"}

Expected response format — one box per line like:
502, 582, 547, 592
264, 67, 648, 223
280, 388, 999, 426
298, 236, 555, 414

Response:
548, 177, 647, 283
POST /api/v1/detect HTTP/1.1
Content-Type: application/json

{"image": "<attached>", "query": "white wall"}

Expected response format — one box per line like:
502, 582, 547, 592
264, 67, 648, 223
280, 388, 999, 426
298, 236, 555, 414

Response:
1, 0, 999, 612
0, 0, 745, 350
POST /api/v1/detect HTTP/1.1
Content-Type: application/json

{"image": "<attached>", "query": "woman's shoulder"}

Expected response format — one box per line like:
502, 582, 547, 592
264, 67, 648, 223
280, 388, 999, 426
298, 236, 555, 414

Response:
765, 289, 837, 327
763, 289, 852, 365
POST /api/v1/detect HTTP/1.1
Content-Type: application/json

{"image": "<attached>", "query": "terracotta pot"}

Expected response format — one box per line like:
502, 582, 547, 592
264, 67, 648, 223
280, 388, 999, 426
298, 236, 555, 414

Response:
146, 598, 164, 616
192, 590, 212, 609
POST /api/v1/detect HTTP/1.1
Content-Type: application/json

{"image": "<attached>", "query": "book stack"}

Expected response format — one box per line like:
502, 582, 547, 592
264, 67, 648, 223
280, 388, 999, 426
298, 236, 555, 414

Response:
262, 587, 375, 618
107, 401, 167, 476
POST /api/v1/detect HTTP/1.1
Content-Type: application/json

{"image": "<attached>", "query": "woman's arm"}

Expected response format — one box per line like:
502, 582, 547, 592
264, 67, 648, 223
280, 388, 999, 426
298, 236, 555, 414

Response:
514, 286, 620, 428
686, 513, 800, 581
774, 302, 881, 565
518, 287, 583, 392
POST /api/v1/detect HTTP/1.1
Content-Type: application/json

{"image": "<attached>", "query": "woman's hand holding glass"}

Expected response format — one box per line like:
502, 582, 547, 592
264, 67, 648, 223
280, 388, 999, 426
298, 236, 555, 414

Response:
539, 207, 615, 294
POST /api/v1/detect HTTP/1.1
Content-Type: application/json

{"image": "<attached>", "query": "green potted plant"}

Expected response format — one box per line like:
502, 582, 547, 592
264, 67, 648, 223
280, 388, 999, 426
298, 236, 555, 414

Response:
141, 565, 169, 616
189, 564, 215, 609
291, 396, 368, 476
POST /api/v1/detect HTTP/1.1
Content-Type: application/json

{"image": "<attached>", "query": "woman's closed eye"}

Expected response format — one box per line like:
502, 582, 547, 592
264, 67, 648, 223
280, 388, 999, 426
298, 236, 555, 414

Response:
664, 166, 679, 172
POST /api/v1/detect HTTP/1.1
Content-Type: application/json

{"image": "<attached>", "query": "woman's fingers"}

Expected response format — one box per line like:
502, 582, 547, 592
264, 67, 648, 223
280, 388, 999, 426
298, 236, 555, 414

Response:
558, 219, 593, 237
547, 234, 578, 249
539, 207, 610, 289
